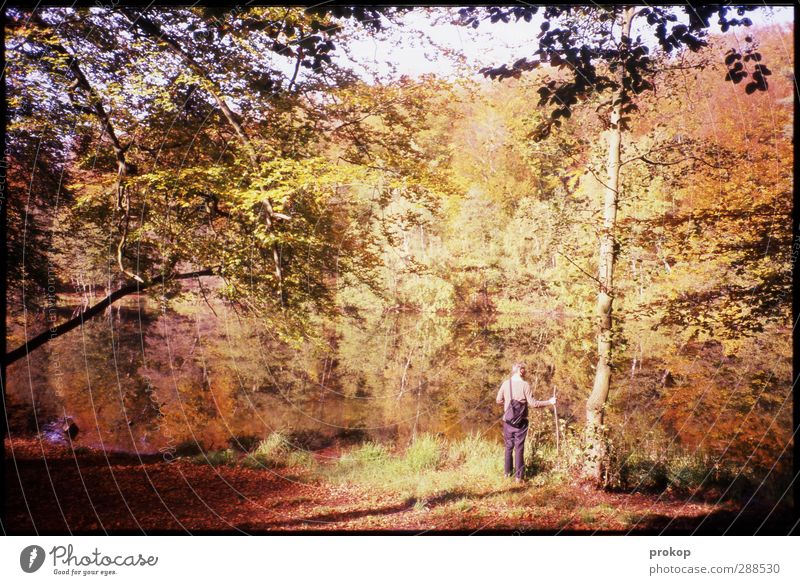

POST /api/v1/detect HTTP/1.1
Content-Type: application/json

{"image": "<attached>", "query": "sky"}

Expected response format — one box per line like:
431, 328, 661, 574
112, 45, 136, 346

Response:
338, 6, 795, 81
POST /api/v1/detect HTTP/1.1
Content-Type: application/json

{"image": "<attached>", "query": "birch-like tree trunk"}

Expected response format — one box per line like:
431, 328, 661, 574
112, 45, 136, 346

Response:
583, 6, 635, 483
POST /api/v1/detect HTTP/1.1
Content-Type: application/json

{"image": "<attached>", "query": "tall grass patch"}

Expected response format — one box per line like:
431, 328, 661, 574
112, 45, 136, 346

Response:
328, 433, 512, 500
240, 431, 317, 470
404, 434, 443, 471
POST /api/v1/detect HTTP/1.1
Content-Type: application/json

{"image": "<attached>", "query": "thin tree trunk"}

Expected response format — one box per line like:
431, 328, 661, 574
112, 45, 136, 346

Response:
583, 6, 635, 483
4, 268, 215, 366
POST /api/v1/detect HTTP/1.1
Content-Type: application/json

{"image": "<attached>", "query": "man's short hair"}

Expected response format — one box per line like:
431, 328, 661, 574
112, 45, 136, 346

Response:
512, 362, 526, 374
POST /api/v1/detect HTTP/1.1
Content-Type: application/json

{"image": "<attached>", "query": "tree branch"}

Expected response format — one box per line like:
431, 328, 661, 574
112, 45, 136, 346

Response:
4, 268, 216, 366
120, 9, 259, 167
288, 46, 303, 92
555, 250, 612, 296
30, 12, 144, 282
121, 8, 286, 302
628, 154, 728, 170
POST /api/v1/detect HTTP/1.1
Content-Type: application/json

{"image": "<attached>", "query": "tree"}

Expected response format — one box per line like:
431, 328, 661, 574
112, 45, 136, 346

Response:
458, 5, 772, 483
4, 6, 423, 365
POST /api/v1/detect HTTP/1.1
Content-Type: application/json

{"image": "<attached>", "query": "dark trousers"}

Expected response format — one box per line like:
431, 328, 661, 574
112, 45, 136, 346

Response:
503, 421, 529, 479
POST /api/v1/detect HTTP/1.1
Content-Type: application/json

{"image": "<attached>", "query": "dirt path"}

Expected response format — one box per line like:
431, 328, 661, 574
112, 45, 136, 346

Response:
3, 438, 791, 534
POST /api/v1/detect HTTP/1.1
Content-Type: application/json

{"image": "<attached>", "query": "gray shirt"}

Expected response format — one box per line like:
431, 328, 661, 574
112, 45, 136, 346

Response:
496, 376, 552, 413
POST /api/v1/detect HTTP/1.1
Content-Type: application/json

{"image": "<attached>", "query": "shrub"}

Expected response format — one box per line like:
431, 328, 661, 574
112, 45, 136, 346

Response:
666, 453, 711, 491
238, 431, 317, 469
246, 431, 294, 466
173, 440, 203, 457
228, 435, 261, 452
619, 451, 668, 491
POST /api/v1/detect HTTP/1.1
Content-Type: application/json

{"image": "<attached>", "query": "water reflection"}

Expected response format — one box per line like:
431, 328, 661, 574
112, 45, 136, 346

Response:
7, 296, 592, 454
6, 292, 791, 484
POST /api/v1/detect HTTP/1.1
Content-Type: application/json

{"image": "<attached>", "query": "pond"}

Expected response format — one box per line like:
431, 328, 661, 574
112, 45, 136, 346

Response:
6, 294, 596, 455
5, 290, 792, 485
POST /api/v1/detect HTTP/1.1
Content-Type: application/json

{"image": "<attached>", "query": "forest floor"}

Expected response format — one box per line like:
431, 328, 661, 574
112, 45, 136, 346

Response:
3, 437, 793, 534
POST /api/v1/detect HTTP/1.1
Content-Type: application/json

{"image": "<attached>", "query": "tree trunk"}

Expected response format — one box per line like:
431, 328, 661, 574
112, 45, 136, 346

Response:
583, 6, 635, 483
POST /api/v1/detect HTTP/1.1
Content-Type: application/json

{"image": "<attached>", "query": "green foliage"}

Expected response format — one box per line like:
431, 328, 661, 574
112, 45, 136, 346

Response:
191, 449, 237, 466
339, 442, 392, 465
398, 275, 455, 313
403, 434, 444, 471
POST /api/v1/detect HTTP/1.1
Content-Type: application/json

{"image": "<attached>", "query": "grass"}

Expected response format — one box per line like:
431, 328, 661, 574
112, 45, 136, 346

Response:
321, 431, 614, 509
339, 441, 391, 466
404, 434, 442, 471
453, 498, 474, 513
324, 433, 517, 502
446, 433, 505, 477
185, 427, 756, 518
620, 510, 651, 527
317, 430, 759, 525
190, 449, 237, 466
189, 431, 317, 471
577, 503, 615, 524
505, 506, 530, 519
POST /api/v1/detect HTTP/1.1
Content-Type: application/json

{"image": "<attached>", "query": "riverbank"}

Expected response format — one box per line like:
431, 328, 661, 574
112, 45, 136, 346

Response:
4, 436, 792, 534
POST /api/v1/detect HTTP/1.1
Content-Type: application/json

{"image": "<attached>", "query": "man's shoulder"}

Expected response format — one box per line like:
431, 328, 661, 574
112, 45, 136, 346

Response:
506, 377, 529, 390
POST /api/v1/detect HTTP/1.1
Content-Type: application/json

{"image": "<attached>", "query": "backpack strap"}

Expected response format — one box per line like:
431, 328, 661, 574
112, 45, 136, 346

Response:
503, 378, 513, 418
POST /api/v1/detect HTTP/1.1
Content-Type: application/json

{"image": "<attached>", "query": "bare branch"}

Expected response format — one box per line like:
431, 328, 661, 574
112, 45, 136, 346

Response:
29, 12, 144, 282
5, 268, 217, 365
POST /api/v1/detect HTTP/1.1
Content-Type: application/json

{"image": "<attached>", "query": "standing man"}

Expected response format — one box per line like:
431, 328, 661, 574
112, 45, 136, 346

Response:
496, 362, 556, 482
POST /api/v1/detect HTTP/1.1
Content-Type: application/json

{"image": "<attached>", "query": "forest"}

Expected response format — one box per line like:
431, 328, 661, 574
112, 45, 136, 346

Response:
3, 5, 794, 533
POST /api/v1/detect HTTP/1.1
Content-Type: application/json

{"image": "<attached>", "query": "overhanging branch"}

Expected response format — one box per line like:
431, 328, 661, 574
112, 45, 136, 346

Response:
4, 268, 216, 366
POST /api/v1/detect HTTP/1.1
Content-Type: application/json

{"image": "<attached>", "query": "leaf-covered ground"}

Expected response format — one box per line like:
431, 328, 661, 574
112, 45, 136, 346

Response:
3, 437, 791, 534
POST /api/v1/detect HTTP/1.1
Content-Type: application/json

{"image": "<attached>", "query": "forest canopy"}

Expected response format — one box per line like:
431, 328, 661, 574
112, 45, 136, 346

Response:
4, 6, 793, 494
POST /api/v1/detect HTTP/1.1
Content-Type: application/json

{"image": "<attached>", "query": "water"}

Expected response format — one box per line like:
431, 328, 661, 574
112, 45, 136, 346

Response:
5, 292, 792, 484
6, 295, 591, 453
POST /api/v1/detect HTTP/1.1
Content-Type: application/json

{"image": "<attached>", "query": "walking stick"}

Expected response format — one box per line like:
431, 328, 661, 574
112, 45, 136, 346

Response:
552, 386, 559, 456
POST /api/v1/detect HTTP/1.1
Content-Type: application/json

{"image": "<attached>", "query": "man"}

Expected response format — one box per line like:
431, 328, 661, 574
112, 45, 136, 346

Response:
496, 362, 556, 482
